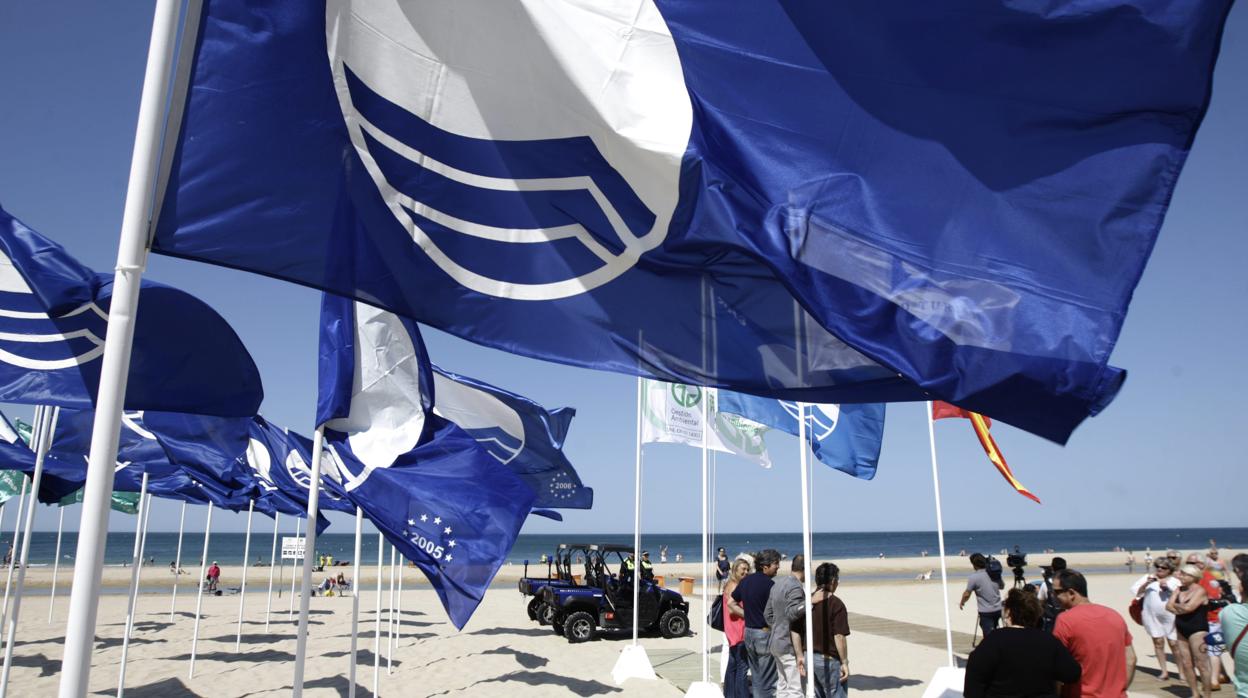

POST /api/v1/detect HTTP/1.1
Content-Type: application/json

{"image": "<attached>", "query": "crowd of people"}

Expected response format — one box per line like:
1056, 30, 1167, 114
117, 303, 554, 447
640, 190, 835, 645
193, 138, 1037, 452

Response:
960, 548, 1248, 697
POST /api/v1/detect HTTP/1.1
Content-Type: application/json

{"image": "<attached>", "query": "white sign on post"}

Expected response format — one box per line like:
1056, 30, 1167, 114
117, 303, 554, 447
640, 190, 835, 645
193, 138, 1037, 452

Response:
281, 536, 306, 561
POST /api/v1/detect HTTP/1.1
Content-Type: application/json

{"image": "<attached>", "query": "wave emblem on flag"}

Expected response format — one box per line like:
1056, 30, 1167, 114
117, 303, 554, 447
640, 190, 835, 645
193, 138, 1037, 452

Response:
325, 0, 693, 300
780, 402, 841, 440
431, 372, 524, 465
284, 446, 350, 506
0, 251, 106, 371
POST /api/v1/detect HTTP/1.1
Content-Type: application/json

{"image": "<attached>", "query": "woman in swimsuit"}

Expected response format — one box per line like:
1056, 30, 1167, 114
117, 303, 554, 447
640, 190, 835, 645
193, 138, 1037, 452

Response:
1167, 563, 1211, 697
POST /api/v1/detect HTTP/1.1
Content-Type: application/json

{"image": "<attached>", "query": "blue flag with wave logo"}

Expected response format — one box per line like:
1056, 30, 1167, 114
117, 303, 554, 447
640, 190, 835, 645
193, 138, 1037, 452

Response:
151, 1, 1232, 443
318, 293, 535, 628
0, 206, 262, 417
717, 392, 885, 481
0, 409, 85, 503
431, 367, 591, 510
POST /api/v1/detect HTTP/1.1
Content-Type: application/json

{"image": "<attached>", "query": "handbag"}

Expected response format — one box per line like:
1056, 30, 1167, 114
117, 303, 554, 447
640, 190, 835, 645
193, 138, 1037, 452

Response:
1128, 596, 1144, 626
708, 593, 724, 632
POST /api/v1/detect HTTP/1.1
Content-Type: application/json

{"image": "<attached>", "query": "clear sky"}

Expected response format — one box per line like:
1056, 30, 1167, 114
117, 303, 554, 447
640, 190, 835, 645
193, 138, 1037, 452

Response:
0, 3, 1244, 538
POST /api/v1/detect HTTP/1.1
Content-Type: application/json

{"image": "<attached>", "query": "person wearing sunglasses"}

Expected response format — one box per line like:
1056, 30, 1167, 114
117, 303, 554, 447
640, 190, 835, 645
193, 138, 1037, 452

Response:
1131, 560, 1181, 681
1052, 569, 1136, 697
1167, 564, 1212, 697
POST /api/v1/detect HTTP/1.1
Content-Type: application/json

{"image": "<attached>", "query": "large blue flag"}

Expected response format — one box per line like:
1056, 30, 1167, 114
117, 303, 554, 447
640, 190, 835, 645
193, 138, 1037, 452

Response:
0, 410, 84, 503
717, 392, 885, 481
150, 1, 1232, 443
0, 206, 262, 417
432, 367, 591, 510
318, 294, 535, 628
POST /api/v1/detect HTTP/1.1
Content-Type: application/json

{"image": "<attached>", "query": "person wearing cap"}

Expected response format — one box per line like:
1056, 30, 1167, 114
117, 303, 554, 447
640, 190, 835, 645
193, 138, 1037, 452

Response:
639, 551, 654, 581
1052, 569, 1136, 697
1167, 563, 1212, 697
1037, 556, 1068, 633
1130, 557, 1180, 680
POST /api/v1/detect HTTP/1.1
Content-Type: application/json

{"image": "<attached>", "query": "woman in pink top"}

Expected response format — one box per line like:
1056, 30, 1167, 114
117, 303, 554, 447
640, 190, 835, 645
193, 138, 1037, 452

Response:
722, 558, 751, 698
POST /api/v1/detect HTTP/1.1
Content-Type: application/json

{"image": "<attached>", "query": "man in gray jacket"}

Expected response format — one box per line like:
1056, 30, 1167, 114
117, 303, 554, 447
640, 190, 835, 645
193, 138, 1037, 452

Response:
765, 554, 807, 698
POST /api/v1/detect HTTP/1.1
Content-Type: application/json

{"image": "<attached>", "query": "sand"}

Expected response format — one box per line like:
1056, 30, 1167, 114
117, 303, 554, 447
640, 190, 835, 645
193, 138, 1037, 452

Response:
0, 548, 1236, 696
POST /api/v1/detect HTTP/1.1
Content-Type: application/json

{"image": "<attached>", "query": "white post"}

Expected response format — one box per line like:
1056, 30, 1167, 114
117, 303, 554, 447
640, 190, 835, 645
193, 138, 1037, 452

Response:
235, 499, 255, 651
700, 388, 710, 683
116, 474, 151, 697
48, 505, 66, 623
170, 500, 187, 622
133, 492, 155, 635
189, 502, 214, 678
927, 403, 955, 667
0, 470, 31, 637
395, 555, 403, 649
348, 508, 363, 698
632, 377, 643, 644
0, 405, 57, 696
292, 426, 325, 697
288, 517, 301, 619
386, 545, 396, 675
799, 405, 815, 698
264, 512, 279, 632
58, 0, 185, 691
373, 532, 383, 697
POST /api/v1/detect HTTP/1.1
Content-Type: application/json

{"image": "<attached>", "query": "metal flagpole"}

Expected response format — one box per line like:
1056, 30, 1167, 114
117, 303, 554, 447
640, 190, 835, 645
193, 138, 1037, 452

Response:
632, 377, 643, 647
0, 467, 31, 637
235, 499, 255, 651
700, 388, 710, 684
59, 0, 188, 691
288, 516, 301, 619
395, 555, 403, 649
386, 545, 396, 675
292, 426, 326, 697
0, 405, 56, 696
189, 502, 214, 678
799, 405, 815, 698
264, 512, 279, 632
927, 403, 955, 667
373, 532, 383, 697
170, 500, 187, 622
117, 474, 151, 697
48, 503, 66, 623
348, 508, 363, 698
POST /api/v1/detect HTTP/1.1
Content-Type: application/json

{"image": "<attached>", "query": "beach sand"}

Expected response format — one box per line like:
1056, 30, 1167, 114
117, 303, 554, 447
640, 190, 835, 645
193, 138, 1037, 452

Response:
3, 549, 1234, 696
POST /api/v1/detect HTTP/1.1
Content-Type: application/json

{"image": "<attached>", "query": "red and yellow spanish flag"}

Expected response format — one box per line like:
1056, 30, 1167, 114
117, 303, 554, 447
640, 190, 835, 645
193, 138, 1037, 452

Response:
932, 402, 1040, 504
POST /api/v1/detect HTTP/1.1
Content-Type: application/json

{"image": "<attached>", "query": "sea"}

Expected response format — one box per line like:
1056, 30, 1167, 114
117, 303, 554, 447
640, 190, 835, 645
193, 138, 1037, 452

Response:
11, 527, 1246, 572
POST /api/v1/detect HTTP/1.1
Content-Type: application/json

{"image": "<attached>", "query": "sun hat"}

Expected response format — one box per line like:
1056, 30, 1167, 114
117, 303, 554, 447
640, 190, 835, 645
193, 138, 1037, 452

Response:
1179, 564, 1202, 578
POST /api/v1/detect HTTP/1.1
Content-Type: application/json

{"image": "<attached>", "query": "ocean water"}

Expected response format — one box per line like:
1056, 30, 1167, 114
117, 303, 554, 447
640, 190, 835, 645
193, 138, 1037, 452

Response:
9, 527, 1245, 570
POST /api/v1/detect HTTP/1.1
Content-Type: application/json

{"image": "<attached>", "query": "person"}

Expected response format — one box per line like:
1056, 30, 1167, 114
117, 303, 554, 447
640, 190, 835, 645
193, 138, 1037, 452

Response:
660, 546, 669, 564
729, 549, 781, 698
169, 561, 178, 574
964, 587, 1081, 697
1167, 563, 1212, 697
765, 554, 806, 698
1052, 569, 1136, 698
1125, 551, 1135, 575
207, 561, 221, 592
1218, 553, 1248, 694
621, 552, 637, 583
676, 553, 684, 563
791, 562, 850, 698
716, 547, 731, 585
326, 553, 334, 568
960, 553, 1004, 640
1206, 548, 1227, 576
639, 550, 654, 581
1037, 557, 1068, 633
1144, 548, 1154, 569
723, 558, 752, 698
1130, 557, 1180, 681
1186, 553, 1233, 690
336, 572, 348, 591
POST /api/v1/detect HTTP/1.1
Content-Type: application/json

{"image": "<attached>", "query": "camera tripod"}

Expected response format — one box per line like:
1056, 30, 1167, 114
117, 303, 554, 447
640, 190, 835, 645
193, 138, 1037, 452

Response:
1012, 566, 1028, 589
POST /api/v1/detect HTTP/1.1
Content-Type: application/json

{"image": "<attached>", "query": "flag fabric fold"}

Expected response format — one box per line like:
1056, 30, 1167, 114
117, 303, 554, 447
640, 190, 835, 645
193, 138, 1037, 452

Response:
0, 206, 263, 417
0, 411, 82, 503
932, 401, 1040, 504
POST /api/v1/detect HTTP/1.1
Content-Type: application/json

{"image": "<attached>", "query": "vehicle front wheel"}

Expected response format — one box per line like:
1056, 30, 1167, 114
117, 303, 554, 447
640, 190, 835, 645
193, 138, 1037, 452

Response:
526, 597, 542, 622
564, 610, 597, 644
539, 602, 556, 626
659, 608, 689, 638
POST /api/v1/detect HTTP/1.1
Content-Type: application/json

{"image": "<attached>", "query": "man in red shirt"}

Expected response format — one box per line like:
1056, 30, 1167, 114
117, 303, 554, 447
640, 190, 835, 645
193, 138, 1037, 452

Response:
1052, 569, 1136, 697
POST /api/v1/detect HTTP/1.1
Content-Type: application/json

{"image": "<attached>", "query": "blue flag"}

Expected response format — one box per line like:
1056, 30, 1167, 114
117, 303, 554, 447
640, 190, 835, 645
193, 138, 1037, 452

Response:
0, 206, 262, 417
717, 392, 885, 481
151, 1, 1232, 443
432, 367, 591, 510
0, 410, 84, 503
318, 294, 535, 628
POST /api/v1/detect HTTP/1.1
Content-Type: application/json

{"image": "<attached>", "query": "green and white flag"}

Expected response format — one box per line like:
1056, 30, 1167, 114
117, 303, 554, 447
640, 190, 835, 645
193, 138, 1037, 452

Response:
641, 380, 771, 467
0, 471, 27, 507
12, 419, 31, 446
59, 489, 141, 515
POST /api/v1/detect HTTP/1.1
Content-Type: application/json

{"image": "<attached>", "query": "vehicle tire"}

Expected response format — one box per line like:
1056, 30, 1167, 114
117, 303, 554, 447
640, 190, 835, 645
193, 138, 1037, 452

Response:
563, 611, 597, 644
539, 602, 556, 626
659, 608, 689, 638
552, 618, 565, 636
526, 597, 542, 622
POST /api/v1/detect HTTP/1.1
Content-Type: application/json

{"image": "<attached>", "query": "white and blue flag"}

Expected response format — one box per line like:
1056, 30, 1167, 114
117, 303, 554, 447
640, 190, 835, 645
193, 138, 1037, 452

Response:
717, 393, 885, 481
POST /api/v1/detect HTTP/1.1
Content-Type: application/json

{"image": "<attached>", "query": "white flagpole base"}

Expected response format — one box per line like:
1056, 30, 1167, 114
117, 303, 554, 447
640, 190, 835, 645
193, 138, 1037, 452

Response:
684, 680, 724, 698
718, 642, 728, 682
921, 666, 965, 698
611, 644, 657, 685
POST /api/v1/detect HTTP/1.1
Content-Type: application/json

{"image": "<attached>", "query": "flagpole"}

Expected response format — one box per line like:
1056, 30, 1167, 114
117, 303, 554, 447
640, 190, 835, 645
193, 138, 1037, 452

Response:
348, 507, 363, 698
265, 514, 280, 634
700, 388, 710, 685
0, 469, 30, 638
292, 425, 325, 697
632, 377, 643, 648
927, 403, 955, 667
395, 555, 403, 649
59, 0, 187, 691
48, 504, 65, 623
373, 532, 383, 697
799, 405, 815, 698
189, 501, 214, 679
386, 545, 396, 675
117, 474, 150, 697
170, 500, 187, 622
288, 516, 301, 619
235, 499, 255, 651
0, 405, 56, 696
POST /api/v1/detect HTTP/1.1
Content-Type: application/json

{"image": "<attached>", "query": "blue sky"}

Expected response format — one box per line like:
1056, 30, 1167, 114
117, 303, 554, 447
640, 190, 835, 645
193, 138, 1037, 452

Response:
0, 3, 1244, 537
